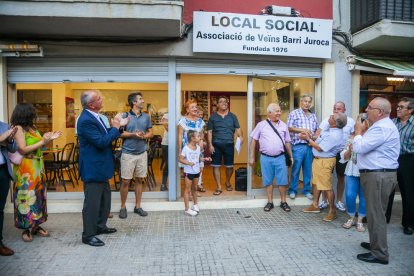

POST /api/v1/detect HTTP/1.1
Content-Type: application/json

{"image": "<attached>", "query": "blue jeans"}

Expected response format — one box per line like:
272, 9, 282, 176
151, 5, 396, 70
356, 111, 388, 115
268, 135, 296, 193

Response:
289, 144, 313, 195
345, 175, 366, 217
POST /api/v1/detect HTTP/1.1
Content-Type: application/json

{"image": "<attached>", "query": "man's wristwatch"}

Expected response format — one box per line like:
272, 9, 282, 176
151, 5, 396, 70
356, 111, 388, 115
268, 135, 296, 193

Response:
118, 127, 124, 134
7, 139, 14, 144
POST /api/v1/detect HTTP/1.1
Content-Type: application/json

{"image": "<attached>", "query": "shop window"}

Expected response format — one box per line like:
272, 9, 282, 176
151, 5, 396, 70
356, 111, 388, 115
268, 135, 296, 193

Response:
17, 90, 52, 135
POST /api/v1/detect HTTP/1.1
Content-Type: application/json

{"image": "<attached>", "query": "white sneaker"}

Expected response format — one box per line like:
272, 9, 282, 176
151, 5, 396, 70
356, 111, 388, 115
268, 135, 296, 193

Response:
335, 201, 346, 212
185, 209, 198, 216
305, 193, 313, 200
289, 193, 296, 199
318, 200, 328, 210
191, 204, 200, 213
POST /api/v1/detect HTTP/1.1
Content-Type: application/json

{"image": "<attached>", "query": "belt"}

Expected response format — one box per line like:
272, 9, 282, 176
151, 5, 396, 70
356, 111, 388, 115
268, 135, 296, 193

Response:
314, 156, 335, 159
359, 169, 397, 173
261, 152, 284, 158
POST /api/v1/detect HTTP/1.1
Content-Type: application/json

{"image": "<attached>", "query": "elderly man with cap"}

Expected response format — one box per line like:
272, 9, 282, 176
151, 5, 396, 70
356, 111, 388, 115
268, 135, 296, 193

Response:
353, 97, 399, 265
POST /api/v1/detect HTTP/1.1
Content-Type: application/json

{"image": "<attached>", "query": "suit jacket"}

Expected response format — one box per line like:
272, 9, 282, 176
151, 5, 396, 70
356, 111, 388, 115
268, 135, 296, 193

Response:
77, 110, 120, 183
0, 121, 18, 179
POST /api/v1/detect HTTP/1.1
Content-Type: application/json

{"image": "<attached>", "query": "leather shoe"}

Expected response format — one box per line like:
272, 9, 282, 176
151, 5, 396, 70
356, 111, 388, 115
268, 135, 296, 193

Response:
0, 243, 14, 256
360, 242, 371, 250
403, 226, 413, 235
357, 252, 388, 264
82, 236, 105, 247
96, 227, 117, 235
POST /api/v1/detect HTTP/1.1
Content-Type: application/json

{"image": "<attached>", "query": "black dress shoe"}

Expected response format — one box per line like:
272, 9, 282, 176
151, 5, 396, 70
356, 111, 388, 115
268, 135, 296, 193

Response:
403, 226, 414, 235
96, 227, 117, 235
82, 236, 105, 247
357, 253, 388, 264
360, 242, 371, 250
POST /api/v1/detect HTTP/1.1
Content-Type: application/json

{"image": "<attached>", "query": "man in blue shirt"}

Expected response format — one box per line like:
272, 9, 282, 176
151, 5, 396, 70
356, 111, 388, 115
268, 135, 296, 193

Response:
119, 92, 153, 219
302, 113, 346, 222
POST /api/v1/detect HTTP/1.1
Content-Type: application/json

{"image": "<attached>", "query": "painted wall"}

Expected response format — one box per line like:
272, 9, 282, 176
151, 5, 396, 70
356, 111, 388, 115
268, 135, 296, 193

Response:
183, 0, 333, 24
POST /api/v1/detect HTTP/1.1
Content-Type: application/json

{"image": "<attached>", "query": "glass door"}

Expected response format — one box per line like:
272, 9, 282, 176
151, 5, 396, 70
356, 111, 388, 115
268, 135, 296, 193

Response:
248, 77, 293, 195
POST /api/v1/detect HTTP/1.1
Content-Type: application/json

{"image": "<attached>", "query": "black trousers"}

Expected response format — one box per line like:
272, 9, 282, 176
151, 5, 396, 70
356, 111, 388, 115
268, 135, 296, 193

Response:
161, 145, 168, 185
82, 181, 111, 239
385, 154, 414, 226
398, 155, 414, 227
0, 164, 11, 243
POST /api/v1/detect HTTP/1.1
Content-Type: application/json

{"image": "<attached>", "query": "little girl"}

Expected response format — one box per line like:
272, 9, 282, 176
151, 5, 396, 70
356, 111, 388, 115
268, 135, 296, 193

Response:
180, 130, 211, 216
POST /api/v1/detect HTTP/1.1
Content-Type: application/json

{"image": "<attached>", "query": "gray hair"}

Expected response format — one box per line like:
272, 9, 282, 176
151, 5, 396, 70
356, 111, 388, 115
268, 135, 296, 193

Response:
267, 103, 280, 113
335, 112, 347, 129
374, 97, 391, 115
81, 90, 97, 108
301, 94, 313, 102
335, 101, 346, 109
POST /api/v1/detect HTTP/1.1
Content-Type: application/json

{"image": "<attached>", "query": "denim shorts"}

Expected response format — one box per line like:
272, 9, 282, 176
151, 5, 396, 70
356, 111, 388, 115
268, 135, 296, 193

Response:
211, 142, 234, 167
260, 154, 288, 187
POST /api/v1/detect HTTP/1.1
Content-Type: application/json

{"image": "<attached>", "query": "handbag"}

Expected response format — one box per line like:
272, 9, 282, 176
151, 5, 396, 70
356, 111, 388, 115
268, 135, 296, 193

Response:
8, 151, 23, 165
266, 119, 292, 167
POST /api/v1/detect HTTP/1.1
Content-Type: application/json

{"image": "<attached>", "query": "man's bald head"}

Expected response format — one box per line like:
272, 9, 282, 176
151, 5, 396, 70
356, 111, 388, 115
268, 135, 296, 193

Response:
373, 97, 392, 115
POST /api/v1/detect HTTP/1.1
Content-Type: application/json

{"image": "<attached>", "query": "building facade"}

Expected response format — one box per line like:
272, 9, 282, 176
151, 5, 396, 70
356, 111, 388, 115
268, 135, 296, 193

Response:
0, 0, 364, 204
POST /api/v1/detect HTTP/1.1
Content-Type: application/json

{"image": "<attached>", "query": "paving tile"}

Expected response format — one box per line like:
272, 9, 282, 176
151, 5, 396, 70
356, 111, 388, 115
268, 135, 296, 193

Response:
1, 203, 413, 275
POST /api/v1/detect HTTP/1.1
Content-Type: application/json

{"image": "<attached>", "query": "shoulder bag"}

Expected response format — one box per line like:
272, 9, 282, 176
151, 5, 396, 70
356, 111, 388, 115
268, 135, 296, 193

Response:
266, 119, 292, 167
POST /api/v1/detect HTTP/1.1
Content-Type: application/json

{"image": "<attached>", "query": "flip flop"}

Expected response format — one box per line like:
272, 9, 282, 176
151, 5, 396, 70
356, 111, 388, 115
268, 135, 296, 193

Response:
226, 184, 233, 191
31, 226, 50, 237
22, 229, 33, 242
213, 189, 222, 196
197, 185, 206, 192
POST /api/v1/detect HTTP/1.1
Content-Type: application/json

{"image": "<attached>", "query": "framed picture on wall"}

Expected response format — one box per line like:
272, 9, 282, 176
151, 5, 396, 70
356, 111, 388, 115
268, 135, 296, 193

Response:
65, 97, 75, 128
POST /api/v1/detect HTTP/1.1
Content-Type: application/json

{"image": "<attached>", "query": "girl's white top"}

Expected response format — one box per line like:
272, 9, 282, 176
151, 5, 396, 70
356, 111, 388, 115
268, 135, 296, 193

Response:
339, 138, 360, 177
181, 144, 201, 174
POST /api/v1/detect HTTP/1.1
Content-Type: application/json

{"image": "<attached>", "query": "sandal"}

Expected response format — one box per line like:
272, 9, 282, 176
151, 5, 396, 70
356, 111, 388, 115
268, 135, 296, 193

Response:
213, 189, 222, 196
264, 202, 274, 212
31, 226, 50, 237
280, 202, 291, 212
22, 229, 33, 242
356, 222, 365, 232
342, 217, 356, 229
226, 184, 233, 191
197, 185, 206, 192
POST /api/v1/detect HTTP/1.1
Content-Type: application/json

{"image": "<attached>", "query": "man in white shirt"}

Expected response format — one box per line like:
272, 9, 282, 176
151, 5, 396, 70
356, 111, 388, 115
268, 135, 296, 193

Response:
317, 102, 355, 211
352, 97, 400, 265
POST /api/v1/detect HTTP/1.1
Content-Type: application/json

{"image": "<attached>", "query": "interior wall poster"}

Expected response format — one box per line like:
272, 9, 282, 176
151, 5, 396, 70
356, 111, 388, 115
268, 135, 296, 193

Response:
65, 97, 75, 128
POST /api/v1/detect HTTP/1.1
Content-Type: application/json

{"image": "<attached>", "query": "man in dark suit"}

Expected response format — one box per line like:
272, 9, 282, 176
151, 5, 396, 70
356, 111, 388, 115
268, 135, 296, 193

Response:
0, 122, 17, 256
77, 90, 128, 247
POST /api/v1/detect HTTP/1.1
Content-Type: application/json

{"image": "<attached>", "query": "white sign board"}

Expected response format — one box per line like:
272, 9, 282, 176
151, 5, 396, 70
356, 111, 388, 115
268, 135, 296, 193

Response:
193, 12, 333, 59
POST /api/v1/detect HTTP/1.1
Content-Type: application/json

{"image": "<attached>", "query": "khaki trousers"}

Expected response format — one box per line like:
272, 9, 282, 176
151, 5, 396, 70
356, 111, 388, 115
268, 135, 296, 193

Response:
360, 171, 397, 262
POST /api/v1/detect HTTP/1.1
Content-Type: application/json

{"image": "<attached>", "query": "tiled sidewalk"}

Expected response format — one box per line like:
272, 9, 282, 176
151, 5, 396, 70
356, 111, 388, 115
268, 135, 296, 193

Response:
1, 203, 413, 275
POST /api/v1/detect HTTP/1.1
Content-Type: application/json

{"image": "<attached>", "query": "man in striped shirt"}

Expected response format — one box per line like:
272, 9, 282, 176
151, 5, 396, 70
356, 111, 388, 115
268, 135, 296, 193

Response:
287, 94, 319, 200
393, 97, 414, 235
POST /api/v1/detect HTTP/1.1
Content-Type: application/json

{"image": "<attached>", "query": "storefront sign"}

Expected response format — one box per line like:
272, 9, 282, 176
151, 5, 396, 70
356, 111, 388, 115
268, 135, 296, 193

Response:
193, 12, 333, 59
